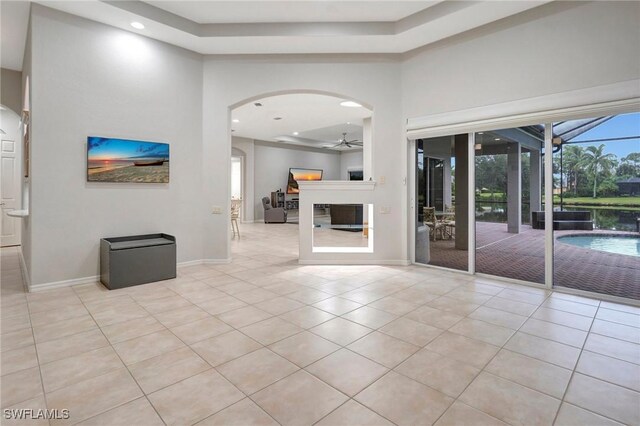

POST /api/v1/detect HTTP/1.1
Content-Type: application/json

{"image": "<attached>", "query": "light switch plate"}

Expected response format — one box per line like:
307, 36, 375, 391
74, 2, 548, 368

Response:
211, 206, 222, 214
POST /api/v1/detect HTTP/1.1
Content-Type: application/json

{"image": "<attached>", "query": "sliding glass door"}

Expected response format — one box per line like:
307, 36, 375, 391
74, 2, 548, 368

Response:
412, 110, 639, 303
473, 126, 546, 284
415, 136, 469, 271
552, 112, 640, 300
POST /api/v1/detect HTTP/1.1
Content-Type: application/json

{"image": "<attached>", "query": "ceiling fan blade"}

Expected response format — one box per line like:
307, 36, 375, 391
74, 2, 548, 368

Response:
330, 142, 343, 148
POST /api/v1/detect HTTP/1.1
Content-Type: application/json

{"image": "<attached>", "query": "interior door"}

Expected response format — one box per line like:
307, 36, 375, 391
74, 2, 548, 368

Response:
1, 138, 22, 247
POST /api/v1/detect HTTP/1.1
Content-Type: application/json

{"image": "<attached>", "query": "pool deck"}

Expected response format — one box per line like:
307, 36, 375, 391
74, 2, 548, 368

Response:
428, 222, 640, 300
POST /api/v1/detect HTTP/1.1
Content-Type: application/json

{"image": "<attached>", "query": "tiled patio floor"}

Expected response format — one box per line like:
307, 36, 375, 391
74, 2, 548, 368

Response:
428, 222, 640, 300
1, 223, 639, 425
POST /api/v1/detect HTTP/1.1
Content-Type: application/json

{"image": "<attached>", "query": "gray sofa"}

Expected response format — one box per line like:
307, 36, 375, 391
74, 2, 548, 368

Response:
262, 197, 287, 223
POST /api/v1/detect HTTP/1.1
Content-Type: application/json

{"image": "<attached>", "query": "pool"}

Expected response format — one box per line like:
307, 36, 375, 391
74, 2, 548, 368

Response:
557, 234, 640, 257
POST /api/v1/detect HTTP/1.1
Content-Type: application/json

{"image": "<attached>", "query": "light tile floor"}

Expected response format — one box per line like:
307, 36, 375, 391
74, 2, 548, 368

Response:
1, 223, 639, 425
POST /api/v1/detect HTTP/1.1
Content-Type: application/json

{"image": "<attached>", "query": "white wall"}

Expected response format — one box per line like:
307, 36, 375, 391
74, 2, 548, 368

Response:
402, 1, 640, 119
253, 141, 341, 221
340, 150, 363, 180
28, 5, 204, 287
233, 137, 358, 222
203, 58, 404, 263
1, 68, 22, 115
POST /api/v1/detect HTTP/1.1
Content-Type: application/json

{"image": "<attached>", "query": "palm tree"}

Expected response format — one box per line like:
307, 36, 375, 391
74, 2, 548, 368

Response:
563, 145, 588, 195
583, 144, 617, 198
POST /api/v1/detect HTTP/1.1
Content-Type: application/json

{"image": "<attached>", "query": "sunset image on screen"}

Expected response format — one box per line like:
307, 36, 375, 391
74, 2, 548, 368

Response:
87, 137, 170, 183
292, 170, 322, 181
287, 168, 322, 194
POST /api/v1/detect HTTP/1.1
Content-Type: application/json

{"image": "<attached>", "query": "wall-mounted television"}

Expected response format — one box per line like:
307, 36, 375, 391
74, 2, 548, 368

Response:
287, 168, 323, 194
87, 137, 169, 183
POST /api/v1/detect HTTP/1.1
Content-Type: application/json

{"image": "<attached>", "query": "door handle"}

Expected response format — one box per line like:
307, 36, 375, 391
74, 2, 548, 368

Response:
0, 202, 5, 206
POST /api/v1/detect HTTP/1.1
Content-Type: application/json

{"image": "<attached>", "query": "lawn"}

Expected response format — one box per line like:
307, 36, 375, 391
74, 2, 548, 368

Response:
477, 192, 505, 201
550, 196, 640, 207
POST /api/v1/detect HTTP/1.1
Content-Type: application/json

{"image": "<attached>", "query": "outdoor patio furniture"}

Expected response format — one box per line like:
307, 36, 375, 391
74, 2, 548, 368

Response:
231, 199, 242, 237
531, 211, 593, 230
423, 207, 444, 241
441, 206, 456, 239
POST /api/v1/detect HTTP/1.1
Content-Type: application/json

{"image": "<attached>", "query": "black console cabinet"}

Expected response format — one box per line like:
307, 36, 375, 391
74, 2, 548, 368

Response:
100, 233, 176, 289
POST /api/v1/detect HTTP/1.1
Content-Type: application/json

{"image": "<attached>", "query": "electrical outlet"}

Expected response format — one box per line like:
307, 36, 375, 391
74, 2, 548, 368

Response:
379, 176, 386, 184
380, 206, 391, 214
211, 206, 222, 214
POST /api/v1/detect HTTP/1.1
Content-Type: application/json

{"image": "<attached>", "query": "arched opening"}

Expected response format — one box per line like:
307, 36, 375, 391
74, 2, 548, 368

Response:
0, 104, 24, 247
227, 91, 373, 262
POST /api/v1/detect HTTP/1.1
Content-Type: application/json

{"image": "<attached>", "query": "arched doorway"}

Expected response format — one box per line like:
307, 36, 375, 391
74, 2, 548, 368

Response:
227, 91, 373, 262
0, 105, 24, 247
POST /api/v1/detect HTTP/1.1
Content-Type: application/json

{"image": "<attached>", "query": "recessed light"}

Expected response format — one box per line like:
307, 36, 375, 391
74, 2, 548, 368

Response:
494, 138, 501, 141
273, 117, 282, 120
232, 119, 239, 123
346, 122, 351, 125
340, 101, 362, 108
130, 22, 145, 29
478, 132, 484, 134
293, 132, 299, 136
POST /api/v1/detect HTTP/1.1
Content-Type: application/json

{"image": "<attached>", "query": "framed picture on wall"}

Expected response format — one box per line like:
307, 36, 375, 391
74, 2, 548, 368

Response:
87, 136, 170, 183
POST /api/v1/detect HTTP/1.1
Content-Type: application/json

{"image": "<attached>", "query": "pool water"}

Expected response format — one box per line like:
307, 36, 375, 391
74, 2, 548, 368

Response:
558, 234, 640, 257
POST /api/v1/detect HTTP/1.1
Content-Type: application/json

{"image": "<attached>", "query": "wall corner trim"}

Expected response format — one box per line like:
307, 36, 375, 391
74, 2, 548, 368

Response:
18, 248, 31, 291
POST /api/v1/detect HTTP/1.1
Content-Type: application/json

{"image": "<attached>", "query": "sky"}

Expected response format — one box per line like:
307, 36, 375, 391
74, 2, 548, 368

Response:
567, 112, 640, 160
88, 137, 169, 161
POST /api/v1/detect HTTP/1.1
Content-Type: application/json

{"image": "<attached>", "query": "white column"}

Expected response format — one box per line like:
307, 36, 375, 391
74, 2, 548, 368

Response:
507, 142, 521, 234
544, 124, 554, 289
530, 149, 542, 214
362, 117, 372, 180
468, 132, 475, 275
443, 158, 452, 209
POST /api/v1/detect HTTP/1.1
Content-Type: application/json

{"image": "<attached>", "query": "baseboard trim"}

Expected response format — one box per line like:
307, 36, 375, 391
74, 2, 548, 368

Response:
29, 258, 232, 292
29, 275, 99, 293
178, 258, 232, 266
203, 258, 233, 265
298, 259, 410, 266
177, 259, 206, 268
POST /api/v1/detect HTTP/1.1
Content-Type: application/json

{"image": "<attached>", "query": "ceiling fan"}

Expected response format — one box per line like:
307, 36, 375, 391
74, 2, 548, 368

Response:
331, 132, 363, 149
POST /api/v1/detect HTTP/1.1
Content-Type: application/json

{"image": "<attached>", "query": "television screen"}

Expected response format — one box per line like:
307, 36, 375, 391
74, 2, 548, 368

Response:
287, 168, 323, 194
87, 137, 169, 183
